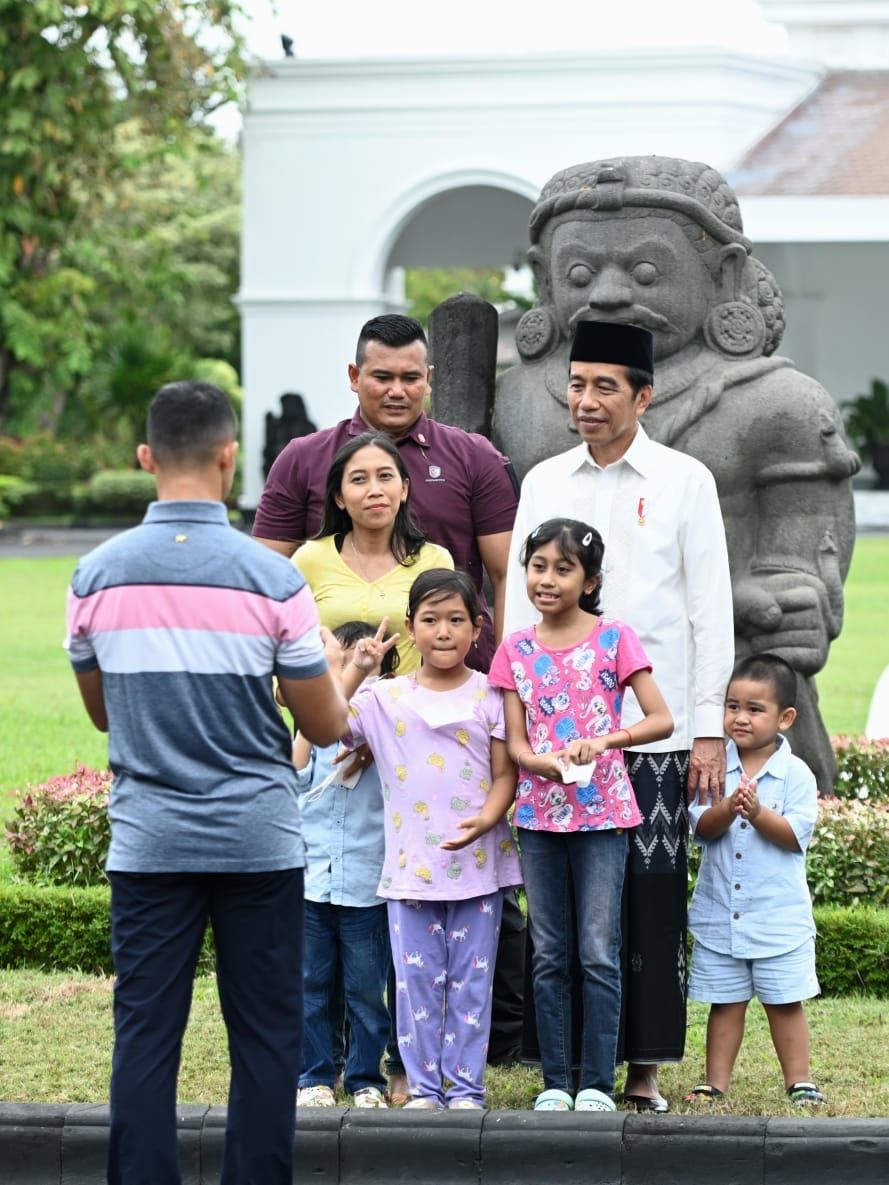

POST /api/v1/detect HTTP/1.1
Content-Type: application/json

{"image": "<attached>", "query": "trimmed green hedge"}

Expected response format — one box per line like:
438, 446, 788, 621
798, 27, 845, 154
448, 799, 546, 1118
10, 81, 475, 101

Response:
0, 885, 886, 996
814, 906, 889, 996
0, 885, 113, 973
0, 885, 213, 975
72, 469, 157, 518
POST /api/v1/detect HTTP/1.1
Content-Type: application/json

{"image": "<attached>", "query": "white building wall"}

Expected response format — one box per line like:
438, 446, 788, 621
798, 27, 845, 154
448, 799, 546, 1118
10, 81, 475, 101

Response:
760, 0, 889, 67
755, 242, 889, 406
239, 50, 820, 506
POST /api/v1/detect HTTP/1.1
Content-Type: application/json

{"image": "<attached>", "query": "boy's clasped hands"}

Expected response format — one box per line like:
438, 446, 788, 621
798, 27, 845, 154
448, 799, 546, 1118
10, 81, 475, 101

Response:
731, 774, 761, 821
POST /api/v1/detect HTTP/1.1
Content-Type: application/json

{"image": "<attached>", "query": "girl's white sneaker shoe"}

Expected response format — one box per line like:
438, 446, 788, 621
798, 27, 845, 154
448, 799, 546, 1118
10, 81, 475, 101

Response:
352, 1087, 388, 1108
298, 1085, 336, 1107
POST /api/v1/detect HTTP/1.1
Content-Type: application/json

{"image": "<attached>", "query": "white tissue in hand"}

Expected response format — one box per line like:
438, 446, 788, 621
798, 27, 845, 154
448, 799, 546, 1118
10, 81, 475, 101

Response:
560, 760, 596, 786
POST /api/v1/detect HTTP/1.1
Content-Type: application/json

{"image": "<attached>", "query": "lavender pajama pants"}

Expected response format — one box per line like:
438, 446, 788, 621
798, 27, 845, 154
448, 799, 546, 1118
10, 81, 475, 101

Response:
388, 893, 503, 1106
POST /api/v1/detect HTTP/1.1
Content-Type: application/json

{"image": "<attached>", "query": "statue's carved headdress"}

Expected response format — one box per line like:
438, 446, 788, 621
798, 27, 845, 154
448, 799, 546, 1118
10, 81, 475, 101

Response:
529, 156, 750, 249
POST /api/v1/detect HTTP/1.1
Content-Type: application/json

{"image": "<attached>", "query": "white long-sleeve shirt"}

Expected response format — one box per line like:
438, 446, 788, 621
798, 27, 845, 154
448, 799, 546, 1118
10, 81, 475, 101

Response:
503, 426, 734, 752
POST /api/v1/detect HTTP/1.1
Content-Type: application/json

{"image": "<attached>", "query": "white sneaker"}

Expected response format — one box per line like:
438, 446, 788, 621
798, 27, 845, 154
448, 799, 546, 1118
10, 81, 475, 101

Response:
298, 1084, 337, 1107
448, 1098, 485, 1110
352, 1087, 388, 1108
403, 1097, 443, 1110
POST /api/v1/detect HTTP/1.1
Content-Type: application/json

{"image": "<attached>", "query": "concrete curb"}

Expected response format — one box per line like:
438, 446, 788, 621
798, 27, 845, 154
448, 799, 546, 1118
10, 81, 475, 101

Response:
1, 1105, 887, 1184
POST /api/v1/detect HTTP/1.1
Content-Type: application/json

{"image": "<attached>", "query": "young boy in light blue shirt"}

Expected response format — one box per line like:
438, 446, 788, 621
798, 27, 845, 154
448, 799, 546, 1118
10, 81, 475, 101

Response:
294, 621, 396, 1109
685, 653, 826, 1106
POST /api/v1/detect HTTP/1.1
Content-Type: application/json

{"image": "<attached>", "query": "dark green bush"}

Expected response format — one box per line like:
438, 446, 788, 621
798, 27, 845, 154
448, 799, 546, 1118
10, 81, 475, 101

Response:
5, 434, 139, 516
73, 469, 156, 518
689, 795, 889, 910
16, 433, 94, 513
0, 884, 880, 993
0, 885, 114, 973
814, 906, 889, 996
0, 435, 26, 476
0, 884, 214, 975
807, 798, 889, 908
0, 474, 38, 517
832, 736, 889, 801
6, 766, 111, 887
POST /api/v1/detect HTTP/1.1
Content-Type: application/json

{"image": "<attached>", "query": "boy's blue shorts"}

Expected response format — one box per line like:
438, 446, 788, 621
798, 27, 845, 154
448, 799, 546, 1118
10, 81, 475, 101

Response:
688, 937, 819, 1005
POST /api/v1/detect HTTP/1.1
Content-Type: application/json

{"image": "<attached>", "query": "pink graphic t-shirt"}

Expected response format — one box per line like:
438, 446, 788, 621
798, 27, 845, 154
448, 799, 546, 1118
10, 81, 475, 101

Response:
489, 618, 650, 833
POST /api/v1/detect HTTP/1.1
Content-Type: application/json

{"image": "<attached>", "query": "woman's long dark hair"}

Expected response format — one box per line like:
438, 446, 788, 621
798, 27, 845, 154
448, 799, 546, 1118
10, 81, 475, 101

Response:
315, 432, 426, 565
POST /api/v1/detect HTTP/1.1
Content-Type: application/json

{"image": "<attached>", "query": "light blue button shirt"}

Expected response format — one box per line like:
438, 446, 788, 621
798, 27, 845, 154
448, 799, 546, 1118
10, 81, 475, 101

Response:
688, 736, 818, 959
296, 742, 385, 907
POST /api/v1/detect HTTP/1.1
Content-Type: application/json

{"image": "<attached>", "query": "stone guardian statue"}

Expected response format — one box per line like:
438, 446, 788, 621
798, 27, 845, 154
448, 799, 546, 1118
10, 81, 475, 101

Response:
493, 156, 860, 790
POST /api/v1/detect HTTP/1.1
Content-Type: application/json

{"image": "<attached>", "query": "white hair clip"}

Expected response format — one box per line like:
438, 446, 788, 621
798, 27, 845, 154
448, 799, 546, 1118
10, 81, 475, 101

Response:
582, 531, 593, 546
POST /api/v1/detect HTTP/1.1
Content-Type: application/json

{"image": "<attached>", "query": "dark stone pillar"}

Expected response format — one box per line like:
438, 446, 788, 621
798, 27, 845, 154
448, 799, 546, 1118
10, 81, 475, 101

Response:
428, 293, 498, 438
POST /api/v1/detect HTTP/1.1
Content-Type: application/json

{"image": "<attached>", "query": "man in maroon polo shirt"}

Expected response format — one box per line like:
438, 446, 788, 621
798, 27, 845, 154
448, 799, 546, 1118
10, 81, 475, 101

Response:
254, 313, 524, 1069
253, 313, 518, 672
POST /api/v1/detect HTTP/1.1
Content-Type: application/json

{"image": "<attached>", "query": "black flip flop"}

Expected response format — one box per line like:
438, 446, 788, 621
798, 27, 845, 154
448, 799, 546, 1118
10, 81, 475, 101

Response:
683, 1084, 725, 1103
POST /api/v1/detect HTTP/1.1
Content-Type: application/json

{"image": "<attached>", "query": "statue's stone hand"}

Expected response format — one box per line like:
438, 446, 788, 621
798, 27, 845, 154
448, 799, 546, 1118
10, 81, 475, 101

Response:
733, 571, 831, 676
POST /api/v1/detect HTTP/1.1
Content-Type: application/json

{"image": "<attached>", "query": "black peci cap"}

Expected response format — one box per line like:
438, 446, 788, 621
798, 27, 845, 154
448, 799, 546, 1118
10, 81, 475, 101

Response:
569, 321, 654, 373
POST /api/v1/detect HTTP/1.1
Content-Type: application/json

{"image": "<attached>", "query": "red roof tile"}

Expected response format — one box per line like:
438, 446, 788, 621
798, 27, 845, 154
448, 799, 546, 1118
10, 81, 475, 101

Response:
731, 71, 889, 196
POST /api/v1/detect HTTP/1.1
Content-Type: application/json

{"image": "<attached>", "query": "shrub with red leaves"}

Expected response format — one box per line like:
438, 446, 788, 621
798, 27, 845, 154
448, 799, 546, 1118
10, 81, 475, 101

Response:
5, 765, 111, 887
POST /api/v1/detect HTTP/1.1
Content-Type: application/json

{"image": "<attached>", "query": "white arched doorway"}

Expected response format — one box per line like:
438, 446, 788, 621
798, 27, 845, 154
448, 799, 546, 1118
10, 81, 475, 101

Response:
240, 169, 536, 506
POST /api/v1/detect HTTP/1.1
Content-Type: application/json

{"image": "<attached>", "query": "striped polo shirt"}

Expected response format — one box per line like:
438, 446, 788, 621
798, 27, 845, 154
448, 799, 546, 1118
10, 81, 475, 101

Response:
65, 500, 327, 873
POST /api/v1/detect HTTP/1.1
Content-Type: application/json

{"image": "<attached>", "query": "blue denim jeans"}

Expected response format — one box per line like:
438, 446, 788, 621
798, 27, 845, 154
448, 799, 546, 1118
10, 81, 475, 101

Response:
301, 900, 389, 1094
520, 827, 628, 1096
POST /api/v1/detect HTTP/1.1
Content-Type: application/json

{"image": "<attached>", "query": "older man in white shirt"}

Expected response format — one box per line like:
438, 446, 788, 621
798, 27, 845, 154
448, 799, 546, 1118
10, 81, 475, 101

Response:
504, 320, 734, 1111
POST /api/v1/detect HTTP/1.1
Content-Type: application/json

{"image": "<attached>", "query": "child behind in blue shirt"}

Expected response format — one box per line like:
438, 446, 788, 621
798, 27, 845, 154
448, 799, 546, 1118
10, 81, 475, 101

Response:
686, 653, 825, 1107
294, 620, 398, 1109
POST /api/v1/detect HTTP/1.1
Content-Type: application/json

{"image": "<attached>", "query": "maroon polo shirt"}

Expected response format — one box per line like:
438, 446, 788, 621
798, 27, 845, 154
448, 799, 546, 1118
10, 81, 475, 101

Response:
253, 410, 518, 670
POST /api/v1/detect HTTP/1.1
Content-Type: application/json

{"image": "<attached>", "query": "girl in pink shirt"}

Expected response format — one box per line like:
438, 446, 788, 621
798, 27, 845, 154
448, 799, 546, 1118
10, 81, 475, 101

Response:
488, 518, 673, 1113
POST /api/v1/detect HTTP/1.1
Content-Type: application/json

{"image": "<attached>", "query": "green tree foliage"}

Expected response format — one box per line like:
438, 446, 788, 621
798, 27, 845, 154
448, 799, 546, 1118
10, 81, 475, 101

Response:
68, 122, 241, 443
405, 268, 532, 327
0, 0, 246, 433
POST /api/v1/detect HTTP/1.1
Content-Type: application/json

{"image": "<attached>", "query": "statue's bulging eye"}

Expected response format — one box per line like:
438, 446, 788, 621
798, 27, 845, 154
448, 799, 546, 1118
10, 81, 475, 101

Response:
631, 261, 658, 285
567, 262, 593, 287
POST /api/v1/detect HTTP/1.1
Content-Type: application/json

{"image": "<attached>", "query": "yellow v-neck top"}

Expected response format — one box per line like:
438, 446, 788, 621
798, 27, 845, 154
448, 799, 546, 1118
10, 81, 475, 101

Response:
293, 535, 454, 673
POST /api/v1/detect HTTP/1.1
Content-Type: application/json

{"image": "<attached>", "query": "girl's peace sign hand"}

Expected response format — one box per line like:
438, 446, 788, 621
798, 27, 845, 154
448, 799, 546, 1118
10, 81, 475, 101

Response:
352, 617, 400, 674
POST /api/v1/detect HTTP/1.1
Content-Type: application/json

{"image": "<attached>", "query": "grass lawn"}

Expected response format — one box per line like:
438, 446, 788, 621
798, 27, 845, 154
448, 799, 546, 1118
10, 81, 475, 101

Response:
0, 541, 887, 1113
0, 971, 886, 1115
0, 557, 109, 794
1, 538, 886, 813
818, 535, 889, 736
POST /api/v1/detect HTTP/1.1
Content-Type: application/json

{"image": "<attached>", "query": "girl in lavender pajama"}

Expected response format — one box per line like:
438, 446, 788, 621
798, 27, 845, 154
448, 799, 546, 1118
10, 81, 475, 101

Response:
340, 569, 521, 1109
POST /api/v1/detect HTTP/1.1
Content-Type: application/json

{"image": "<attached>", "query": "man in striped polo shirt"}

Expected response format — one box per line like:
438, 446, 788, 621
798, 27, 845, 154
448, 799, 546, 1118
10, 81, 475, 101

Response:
66, 381, 347, 1185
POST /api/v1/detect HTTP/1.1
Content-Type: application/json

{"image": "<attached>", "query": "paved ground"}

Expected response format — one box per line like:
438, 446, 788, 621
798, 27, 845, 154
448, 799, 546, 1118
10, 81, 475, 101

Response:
0, 526, 122, 558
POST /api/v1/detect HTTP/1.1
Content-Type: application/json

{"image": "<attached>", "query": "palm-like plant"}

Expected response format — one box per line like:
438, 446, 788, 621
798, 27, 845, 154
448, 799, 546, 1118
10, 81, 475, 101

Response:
844, 379, 889, 489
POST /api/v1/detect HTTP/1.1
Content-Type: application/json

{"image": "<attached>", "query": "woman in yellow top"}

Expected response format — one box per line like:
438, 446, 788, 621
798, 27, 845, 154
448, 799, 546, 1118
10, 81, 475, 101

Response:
294, 432, 453, 673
